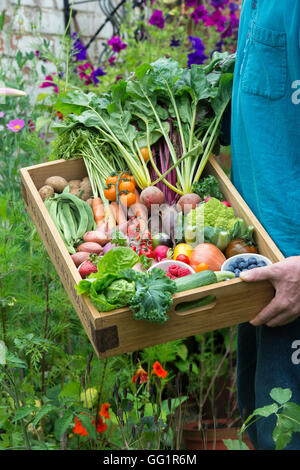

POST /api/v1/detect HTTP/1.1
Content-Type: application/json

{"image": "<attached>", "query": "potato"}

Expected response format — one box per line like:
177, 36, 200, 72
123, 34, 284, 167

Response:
79, 179, 93, 201
68, 179, 81, 188
39, 185, 54, 201
45, 176, 68, 193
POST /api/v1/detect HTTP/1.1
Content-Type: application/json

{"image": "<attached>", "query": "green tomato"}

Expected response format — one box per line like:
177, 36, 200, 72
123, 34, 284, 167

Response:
152, 233, 172, 249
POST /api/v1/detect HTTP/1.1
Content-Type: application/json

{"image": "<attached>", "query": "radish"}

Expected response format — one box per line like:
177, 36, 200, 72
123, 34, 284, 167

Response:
221, 201, 231, 207
154, 245, 171, 262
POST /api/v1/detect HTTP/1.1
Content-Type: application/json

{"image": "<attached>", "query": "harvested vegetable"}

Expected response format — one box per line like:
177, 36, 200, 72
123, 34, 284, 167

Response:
174, 269, 235, 293
152, 232, 172, 249
45, 176, 68, 193
127, 268, 177, 325
189, 243, 226, 271
154, 245, 171, 262
71, 251, 91, 267
192, 175, 224, 201
39, 185, 54, 201
77, 242, 103, 254
175, 254, 190, 265
225, 239, 258, 258
176, 194, 201, 213
140, 186, 165, 211
173, 243, 193, 261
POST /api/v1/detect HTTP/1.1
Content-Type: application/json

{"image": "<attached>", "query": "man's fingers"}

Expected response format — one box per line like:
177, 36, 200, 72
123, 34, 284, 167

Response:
266, 313, 298, 328
249, 295, 286, 326
240, 265, 275, 283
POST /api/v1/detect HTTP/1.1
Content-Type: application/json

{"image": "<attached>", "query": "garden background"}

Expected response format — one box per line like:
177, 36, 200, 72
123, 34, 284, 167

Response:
0, 0, 243, 450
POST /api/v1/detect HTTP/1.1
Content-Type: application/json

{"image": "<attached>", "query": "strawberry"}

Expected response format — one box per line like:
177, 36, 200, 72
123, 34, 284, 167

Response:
78, 260, 98, 279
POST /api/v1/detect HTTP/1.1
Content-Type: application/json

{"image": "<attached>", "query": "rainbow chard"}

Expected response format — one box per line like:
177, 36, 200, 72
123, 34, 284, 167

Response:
52, 52, 235, 196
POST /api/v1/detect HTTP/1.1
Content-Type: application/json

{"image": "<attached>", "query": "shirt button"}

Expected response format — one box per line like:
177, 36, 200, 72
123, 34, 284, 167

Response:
252, 1, 257, 8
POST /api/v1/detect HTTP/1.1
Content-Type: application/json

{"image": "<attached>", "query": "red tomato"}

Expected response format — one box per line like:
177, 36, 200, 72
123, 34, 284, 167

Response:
176, 254, 190, 265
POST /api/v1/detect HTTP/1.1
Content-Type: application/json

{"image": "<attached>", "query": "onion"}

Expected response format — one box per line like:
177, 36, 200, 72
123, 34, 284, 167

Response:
102, 242, 115, 255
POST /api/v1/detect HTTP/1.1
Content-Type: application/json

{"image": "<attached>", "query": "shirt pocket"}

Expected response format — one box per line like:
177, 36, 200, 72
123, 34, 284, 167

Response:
241, 23, 287, 100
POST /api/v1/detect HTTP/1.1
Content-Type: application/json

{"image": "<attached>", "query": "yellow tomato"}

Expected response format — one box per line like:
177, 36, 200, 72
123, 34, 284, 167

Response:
173, 243, 193, 260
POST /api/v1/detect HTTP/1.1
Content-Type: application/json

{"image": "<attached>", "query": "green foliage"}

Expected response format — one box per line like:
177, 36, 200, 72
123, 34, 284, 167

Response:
224, 387, 300, 451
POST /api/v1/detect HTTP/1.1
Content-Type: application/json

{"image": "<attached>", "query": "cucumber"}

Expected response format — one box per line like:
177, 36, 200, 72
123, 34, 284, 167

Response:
174, 270, 217, 293
174, 270, 235, 293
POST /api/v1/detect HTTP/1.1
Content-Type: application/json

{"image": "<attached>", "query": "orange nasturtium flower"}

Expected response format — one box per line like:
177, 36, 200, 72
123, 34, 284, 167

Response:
92, 416, 108, 434
73, 409, 109, 437
100, 403, 110, 420
132, 364, 148, 384
152, 361, 168, 379
72, 416, 88, 437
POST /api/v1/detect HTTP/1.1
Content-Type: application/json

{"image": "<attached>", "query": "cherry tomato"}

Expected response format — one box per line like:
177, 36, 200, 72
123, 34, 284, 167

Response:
120, 191, 136, 208
106, 175, 118, 186
195, 262, 209, 272
104, 184, 116, 201
139, 147, 151, 162
119, 180, 135, 193
176, 254, 190, 265
139, 245, 154, 258
120, 172, 136, 187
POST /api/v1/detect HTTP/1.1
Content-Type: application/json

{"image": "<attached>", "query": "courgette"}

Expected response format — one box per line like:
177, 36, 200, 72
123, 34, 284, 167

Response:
174, 270, 235, 293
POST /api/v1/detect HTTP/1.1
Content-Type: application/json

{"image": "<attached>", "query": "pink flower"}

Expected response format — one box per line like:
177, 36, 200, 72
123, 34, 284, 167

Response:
0, 111, 4, 118
6, 118, 25, 132
40, 75, 59, 94
108, 56, 116, 66
107, 36, 127, 53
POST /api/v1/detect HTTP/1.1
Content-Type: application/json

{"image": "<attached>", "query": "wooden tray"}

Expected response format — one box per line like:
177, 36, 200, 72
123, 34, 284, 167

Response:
20, 157, 284, 358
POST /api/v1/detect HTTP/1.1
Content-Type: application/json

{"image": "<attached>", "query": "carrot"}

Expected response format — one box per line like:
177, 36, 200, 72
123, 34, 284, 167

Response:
104, 204, 116, 232
92, 197, 104, 227
131, 189, 149, 238
111, 201, 127, 226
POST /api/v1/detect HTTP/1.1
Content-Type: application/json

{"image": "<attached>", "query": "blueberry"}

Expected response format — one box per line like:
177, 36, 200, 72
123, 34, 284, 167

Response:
236, 257, 245, 264
247, 257, 258, 265
239, 261, 248, 270
228, 263, 236, 271
257, 261, 267, 267
234, 268, 241, 277
248, 264, 257, 270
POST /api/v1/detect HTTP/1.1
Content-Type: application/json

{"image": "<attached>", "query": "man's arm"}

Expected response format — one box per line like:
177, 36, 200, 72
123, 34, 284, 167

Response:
239, 257, 300, 327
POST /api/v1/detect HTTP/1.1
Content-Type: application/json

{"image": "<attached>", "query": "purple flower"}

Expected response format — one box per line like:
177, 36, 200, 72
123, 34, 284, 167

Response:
149, 10, 165, 29
211, 0, 229, 8
190, 5, 208, 24
72, 32, 87, 62
91, 67, 106, 84
34, 50, 40, 57
185, 0, 198, 7
108, 36, 127, 53
170, 37, 180, 47
6, 118, 25, 132
187, 36, 207, 67
108, 56, 117, 65
0, 111, 4, 118
229, 1, 239, 14
205, 9, 227, 32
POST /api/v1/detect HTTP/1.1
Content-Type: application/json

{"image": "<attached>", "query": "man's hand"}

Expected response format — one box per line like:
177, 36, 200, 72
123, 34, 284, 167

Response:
240, 256, 300, 327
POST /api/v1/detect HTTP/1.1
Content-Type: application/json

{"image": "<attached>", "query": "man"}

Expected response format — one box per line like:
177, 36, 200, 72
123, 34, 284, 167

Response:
231, 0, 300, 449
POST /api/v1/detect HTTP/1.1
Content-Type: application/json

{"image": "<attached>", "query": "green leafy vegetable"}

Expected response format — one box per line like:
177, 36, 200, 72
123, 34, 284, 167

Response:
53, 52, 235, 195
192, 175, 224, 201
126, 268, 177, 325
75, 247, 139, 311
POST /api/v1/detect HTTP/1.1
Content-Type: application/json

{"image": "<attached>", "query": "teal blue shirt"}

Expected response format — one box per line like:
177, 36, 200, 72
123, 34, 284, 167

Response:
231, 0, 300, 257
